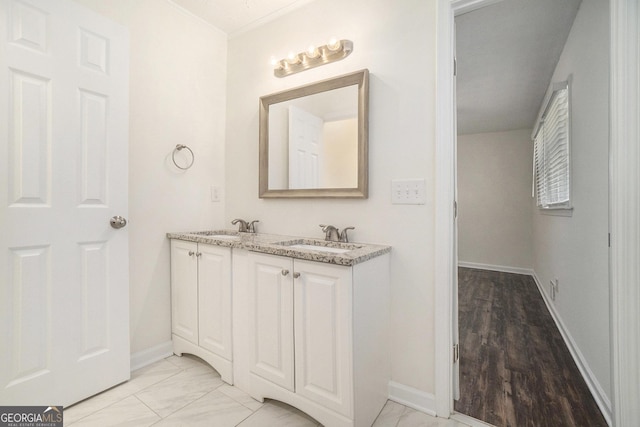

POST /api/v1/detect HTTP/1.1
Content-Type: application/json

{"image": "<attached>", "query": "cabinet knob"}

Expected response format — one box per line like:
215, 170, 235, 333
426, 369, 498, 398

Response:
188, 250, 195, 256
281, 269, 289, 276
293, 272, 300, 279
196, 252, 202, 257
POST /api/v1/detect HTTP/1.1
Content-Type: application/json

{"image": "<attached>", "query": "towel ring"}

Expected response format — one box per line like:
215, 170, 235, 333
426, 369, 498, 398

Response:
172, 144, 194, 170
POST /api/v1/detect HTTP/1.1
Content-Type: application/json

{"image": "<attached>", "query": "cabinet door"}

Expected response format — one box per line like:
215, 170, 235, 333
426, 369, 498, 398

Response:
248, 253, 294, 391
294, 260, 353, 417
198, 244, 232, 360
170, 240, 198, 345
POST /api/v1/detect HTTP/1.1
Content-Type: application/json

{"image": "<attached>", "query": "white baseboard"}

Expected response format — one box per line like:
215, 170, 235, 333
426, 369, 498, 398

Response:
531, 272, 612, 426
451, 412, 494, 427
388, 381, 436, 416
130, 340, 174, 372
458, 261, 534, 276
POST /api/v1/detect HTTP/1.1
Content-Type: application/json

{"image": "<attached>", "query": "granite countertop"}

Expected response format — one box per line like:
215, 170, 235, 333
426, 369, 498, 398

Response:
166, 230, 391, 266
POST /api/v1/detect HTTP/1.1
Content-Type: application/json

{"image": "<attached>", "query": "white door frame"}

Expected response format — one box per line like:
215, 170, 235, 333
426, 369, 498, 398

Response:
434, 0, 471, 418
434, 0, 640, 425
609, 0, 640, 425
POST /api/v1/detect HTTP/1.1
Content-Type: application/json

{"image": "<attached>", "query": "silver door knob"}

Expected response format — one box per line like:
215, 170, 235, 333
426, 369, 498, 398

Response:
281, 269, 289, 276
110, 215, 127, 229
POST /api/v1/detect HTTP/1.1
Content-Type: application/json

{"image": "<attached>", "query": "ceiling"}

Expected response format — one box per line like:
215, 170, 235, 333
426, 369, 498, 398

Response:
455, 0, 582, 135
168, 0, 316, 36
168, 0, 581, 136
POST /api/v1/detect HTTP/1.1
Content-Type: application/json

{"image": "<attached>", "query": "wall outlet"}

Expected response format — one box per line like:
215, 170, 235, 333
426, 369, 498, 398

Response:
391, 179, 426, 205
210, 185, 221, 202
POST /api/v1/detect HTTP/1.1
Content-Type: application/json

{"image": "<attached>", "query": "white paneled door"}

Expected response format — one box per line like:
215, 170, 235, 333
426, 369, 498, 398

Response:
0, 0, 130, 406
288, 105, 322, 189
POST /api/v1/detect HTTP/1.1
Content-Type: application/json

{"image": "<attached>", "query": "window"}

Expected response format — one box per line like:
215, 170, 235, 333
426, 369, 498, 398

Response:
533, 81, 571, 209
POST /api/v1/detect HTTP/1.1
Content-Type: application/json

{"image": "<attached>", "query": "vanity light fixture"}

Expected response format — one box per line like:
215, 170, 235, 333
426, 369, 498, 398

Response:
273, 38, 353, 78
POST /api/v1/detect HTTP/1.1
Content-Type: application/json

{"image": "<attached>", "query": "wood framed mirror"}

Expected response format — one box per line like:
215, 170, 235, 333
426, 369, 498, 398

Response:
259, 69, 369, 198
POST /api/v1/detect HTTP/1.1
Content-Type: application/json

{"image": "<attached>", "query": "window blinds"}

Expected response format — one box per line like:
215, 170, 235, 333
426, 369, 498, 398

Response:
533, 84, 570, 209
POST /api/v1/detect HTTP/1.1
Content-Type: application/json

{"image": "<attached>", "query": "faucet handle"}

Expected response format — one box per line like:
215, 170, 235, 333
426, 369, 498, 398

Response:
340, 226, 354, 242
231, 218, 249, 232
319, 224, 340, 241
248, 220, 260, 233
319, 224, 337, 234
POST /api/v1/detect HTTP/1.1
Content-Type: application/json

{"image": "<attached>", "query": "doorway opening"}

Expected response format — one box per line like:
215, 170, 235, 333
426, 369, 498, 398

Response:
452, 0, 611, 425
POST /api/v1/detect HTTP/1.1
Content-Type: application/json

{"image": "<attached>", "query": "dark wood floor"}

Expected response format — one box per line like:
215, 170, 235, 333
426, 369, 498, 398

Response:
454, 268, 608, 427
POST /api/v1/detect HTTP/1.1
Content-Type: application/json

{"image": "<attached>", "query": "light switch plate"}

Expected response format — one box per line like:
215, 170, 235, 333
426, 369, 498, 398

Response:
391, 179, 426, 205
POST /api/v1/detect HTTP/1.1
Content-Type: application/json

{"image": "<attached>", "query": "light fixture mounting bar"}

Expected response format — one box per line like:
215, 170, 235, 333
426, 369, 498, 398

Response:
274, 39, 353, 78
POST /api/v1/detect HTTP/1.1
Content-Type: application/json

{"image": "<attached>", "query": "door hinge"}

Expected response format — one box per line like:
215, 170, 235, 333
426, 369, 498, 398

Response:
454, 57, 457, 76
454, 200, 458, 220
453, 343, 460, 363
608, 233, 611, 247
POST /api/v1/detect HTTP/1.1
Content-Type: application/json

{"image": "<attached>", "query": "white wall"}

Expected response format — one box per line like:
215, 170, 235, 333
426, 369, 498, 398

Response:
226, 0, 437, 395
532, 0, 611, 404
60, 0, 612, 412
457, 129, 533, 271
72, 0, 228, 355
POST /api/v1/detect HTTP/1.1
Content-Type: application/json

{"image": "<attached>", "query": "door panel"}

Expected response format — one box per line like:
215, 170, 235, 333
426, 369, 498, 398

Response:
79, 90, 109, 206
248, 253, 294, 392
294, 260, 353, 417
198, 244, 232, 360
5, 246, 51, 390
171, 240, 199, 345
7, 70, 50, 206
78, 242, 109, 360
0, 0, 129, 406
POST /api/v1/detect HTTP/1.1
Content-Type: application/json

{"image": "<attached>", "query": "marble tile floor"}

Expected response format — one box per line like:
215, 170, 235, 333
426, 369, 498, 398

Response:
64, 354, 469, 427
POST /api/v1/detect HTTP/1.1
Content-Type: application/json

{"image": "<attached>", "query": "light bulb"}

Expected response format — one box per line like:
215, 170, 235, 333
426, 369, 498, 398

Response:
327, 37, 341, 51
306, 45, 320, 59
286, 51, 300, 64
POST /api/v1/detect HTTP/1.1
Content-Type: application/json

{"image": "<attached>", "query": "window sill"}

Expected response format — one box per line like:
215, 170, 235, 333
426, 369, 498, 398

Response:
538, 207, 574, 217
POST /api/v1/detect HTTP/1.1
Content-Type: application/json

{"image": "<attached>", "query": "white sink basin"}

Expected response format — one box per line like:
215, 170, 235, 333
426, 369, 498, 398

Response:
288, 244, 352, 254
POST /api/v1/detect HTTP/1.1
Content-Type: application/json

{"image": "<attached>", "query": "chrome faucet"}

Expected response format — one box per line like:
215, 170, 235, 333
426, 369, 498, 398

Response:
339, 227, 354, 243
248, 220, 260, 233
231, 218, 249, 232
320, 224, 340, 242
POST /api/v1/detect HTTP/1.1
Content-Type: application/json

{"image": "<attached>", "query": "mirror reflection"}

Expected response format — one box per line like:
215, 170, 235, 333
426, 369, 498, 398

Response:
259, 69, 369, 198
268, 85, 358, 190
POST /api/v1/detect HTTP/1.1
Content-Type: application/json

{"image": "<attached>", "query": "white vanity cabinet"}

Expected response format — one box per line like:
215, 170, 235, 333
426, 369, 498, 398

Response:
246, 251, 390, 427
170, 239, 233, 383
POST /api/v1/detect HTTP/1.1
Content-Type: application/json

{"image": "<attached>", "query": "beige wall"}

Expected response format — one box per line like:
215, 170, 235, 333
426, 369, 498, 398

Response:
457, 129, 534, 271
321, 118, 358, 188
532, 0, 611, 402
72, 0, 228, 355
226, 0, 437, 394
